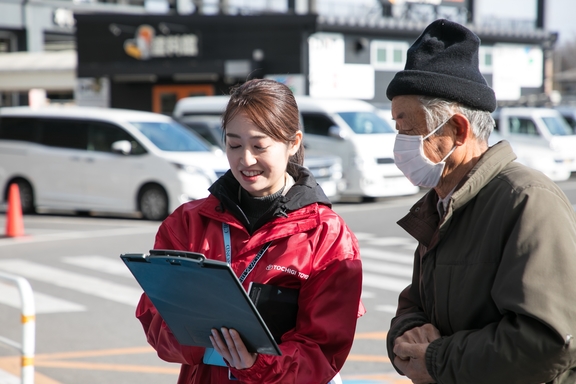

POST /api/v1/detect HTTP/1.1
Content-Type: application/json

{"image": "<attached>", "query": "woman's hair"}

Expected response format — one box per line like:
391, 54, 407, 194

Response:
418, 96, 495, 142
222, 79, 304, 174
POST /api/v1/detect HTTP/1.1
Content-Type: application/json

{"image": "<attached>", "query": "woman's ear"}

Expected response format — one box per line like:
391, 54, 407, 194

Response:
289, 130, 303, 156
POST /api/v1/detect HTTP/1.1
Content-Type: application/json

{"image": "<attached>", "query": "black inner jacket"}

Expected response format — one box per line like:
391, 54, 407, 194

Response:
208, 164, 331, 234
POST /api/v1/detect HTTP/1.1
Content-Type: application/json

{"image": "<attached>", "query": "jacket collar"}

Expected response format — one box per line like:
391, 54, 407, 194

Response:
398, 140, 517, 247
448, 140, 517, 215
206, 164, 331, 232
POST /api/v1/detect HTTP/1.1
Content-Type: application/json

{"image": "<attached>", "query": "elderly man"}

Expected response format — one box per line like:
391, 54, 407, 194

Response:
386, 19, 576, 384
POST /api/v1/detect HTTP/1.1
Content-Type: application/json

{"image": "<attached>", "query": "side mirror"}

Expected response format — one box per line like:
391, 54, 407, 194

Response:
328, 125, 347, 140
111, 140, 132, 155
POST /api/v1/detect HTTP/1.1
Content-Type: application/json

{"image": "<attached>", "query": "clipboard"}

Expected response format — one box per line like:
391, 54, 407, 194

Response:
121, 249, 281, 355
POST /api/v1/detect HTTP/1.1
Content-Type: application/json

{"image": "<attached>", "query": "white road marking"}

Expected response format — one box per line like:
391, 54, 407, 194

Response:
361, 247, 414, 265
0, 369, 19, 384
62, 255, 133, 277
0, 259, 142, 306
0, 282, 85, 313
363, 272, 409, 293
375, 304, 399, 314
362, 260, 413, 278
0, 226, 158, 247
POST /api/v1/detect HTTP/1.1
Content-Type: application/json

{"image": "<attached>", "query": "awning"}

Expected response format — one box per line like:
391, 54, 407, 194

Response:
0, 50, 77, 92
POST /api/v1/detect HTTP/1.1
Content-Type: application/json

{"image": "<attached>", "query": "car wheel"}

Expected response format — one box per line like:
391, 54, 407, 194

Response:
139, 185, 168, 221
10, 179, 35, 214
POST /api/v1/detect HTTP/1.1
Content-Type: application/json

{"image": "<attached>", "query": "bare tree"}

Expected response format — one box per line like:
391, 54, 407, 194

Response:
554, 38, 576, 73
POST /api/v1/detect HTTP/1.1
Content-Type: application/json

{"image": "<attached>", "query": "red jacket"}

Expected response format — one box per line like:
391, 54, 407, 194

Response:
136, 168, 364, 384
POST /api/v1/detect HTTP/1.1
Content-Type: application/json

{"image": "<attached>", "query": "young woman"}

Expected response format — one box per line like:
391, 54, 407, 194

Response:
136, 79, 364, 384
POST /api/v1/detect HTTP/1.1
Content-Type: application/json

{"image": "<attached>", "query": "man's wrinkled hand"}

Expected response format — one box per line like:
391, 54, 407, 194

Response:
394, 342, 435, 384
395, 323, 440, 346
392, 323, 440, 384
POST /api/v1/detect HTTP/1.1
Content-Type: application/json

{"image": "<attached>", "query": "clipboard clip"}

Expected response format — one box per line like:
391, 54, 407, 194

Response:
149, 249, 207, 265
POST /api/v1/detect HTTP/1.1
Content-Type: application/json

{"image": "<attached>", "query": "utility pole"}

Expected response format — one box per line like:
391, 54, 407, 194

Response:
467, 0, 474, 24
219, 0, 229, 14
536, 0, 545, 29
308, 0, 317, 14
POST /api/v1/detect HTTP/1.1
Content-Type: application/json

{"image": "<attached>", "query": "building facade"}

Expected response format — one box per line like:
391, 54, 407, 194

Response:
0, 0, 559, 110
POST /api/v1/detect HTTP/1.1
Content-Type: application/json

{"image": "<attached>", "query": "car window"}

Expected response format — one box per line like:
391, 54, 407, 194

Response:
562, 115, 576, 132
184, 122, 223, 148
39, 119, 89, 149
131, 121, 211, 152
541, 116, 572, 136
508, 117, 539, 136
0, 117, 42, 143
301, 113, 335, 137
88, 122, 146, 154
338, 112, 394, 134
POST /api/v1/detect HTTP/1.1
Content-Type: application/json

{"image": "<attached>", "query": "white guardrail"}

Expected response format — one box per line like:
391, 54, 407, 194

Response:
0, 271, 35, 384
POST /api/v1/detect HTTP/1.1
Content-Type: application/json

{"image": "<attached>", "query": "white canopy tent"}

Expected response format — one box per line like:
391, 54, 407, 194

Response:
0, 50, 76, 92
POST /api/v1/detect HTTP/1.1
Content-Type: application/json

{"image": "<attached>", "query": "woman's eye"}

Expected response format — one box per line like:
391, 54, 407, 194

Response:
228, 144, 240, 149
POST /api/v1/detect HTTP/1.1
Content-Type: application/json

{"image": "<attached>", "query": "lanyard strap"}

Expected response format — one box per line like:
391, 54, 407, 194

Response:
222, 223, 272, 283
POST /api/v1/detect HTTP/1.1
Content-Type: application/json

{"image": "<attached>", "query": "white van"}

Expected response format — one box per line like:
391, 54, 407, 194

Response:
493, 107, 576, 173
0, 106, 230, 220
173, 96, 419, 200
294, 97, 419, 199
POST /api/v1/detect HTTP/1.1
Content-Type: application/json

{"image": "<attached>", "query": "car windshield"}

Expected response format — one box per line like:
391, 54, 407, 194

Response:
542, 116, 573, 136
338, 112, 395, 134
131, 121, 211, 152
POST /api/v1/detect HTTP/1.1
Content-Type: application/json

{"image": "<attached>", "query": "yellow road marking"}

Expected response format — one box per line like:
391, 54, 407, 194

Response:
0, 356, 61, 384
1, 343, 399, 381
347, 354, 390, 363
354, 331, 388, 340
34, 360, 179, 374
35, 346, 154, 360
345, 373, 411, 383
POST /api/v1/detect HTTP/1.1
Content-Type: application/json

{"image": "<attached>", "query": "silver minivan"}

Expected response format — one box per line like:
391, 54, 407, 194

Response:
0, 106, 230, 220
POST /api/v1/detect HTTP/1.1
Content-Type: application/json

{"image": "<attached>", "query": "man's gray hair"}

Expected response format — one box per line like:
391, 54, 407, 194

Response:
418, 96, 495, 142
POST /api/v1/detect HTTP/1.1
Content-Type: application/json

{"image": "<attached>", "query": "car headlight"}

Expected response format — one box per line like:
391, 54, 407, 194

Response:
172, 163, 216, 182
330, 162, 343, 180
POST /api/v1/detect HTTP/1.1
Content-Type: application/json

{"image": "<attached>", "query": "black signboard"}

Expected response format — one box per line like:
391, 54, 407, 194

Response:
75, 14, 317, 79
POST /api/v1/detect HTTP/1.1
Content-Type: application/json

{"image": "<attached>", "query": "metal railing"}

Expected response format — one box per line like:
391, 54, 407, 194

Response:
0, 271, 35, 384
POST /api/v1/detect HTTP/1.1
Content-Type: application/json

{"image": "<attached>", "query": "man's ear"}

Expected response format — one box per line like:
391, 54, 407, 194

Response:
450, 114, 470, 146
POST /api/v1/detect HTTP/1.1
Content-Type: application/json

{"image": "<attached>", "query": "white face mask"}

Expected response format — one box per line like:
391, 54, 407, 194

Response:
393, 117, 456, 188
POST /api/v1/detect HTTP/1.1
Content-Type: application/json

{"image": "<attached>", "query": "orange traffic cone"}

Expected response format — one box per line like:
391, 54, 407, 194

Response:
6, 183, 25, 237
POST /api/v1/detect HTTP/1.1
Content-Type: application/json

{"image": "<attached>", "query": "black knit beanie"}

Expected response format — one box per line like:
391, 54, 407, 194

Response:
386, 19, 497, 112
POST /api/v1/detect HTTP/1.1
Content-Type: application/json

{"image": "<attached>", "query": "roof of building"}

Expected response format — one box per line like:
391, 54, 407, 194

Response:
316, 15, 556, 45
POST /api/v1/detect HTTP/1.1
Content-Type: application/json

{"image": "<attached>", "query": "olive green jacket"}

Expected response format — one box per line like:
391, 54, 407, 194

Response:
387, 141, 576, 383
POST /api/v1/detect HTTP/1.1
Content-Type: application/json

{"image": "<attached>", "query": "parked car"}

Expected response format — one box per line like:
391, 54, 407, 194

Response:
176, 115, 224, 151
371, 102, 395, 130
554, 105, 576, 134
489, 131, 571, 182
0, 106, 230, 220
177, 114, 345, 201
174, 96, 419, 200
492, 107, 576, 173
